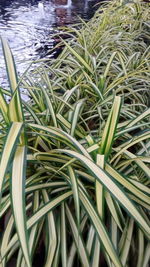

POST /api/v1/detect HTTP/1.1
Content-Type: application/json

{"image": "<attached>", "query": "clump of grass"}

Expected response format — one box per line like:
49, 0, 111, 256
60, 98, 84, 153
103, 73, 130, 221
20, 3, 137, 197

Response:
0, 1, 149, 266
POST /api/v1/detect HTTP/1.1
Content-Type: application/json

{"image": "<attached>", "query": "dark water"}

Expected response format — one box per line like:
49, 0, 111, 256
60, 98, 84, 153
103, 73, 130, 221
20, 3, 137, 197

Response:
0, 0, 101, 88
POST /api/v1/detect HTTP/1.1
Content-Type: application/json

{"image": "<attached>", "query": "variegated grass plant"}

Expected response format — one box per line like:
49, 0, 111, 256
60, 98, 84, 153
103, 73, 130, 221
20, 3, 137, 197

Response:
0, 0, 150, 266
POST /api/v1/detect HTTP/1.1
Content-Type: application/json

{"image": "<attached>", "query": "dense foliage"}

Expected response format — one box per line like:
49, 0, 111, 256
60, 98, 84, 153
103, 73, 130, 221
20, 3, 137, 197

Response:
0, 0, 149, 266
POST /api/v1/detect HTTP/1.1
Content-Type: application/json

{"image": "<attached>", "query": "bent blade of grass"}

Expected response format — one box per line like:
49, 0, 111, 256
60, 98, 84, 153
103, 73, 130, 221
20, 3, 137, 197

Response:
0, 90, 9, 124
96, 154, 104, 219
61, 203, 67, 267
4, 191, 72, 258
11, 145, 31, 267
116, 122, 150, 138
109, 218, 118, 267
42, 190, 57, 267
137, 229, 144, 267
1, 37, 18, 93
143, 242, 150, 267
111, 217, 118, 249
105, 191, 123, 231
68, 166, 80, 225
28, 192, 40, 254
62, 40, 93, 74
92, 137, 104, 259
0, 197, 10, 218
16, 249, 23, 267
39, 85, 58, 127
88, 81, 104, 100
126, 108, 150, 129
65, 204, 90, 267
1, 38, 23, 123
8, 90, 23, 122
117, 52, 127, 76
57, 149, 150, 237
16, 193, 39, 267
86, 226, 95, 256
0, 122, 23, 201
127, 179, 150, 195
70, 99, 84, 137
100, 96, 121, 159
103, 52, 117, 78
91, 237, 100, 267
127, 194, 150, 210
1, 203, 32, 266
56, 114, 84, 139
22, 100, 42, 125
123, 150, 150, 179
26, 182, 67, 193
111, 132, 150, 163
1, 215, 14, 266
120, 218, 134, 266
53, 219, 61, 267
68, 214, 88, 267
79, 185, 122, 267
105, 164, 150, 205
58, 85, 79, 114
29, 123, 91, 159
1, 201, 32, 261
41, 67, 56, 103
0, 86, 11, 97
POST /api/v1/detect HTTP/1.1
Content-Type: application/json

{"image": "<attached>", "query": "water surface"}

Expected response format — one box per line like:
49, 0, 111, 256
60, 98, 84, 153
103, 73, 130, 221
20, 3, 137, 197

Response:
0, 0, 101, 88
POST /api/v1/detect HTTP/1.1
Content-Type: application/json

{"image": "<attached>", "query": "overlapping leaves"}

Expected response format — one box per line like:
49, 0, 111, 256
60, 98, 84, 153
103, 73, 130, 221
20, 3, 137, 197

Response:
0, 1, 150, 266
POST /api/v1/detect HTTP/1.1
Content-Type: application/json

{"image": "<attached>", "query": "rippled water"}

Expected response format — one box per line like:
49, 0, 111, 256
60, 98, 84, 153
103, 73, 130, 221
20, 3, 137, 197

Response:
0, 0, 101, 88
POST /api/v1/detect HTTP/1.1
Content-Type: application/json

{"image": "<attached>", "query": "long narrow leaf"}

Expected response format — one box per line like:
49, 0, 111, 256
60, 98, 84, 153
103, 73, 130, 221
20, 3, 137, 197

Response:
42, 190, 57, 267
100, 96, 121, 158
68, 166, 80, 225
11, 146, 31, 267
0, 122, 23, 201
61, 203, 67, 267
65, 204, 90, 267
0, 90, 9, 124
1, 37, 18, 93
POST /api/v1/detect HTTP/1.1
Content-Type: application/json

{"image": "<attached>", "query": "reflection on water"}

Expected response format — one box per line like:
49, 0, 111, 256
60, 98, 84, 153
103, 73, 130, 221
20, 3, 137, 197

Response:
0, 0, 101, 87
